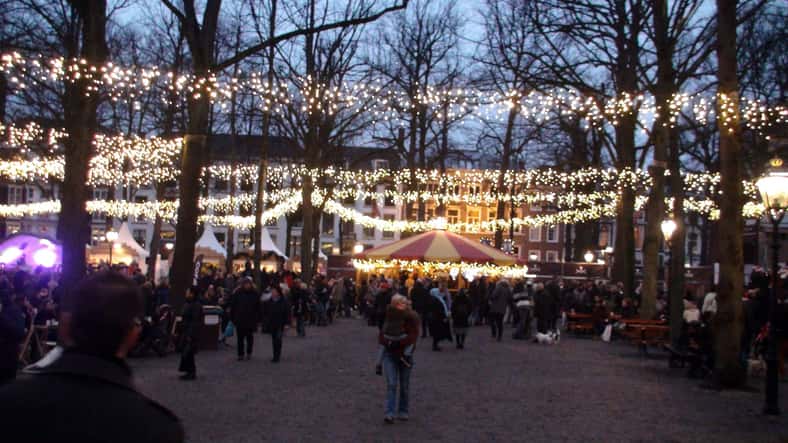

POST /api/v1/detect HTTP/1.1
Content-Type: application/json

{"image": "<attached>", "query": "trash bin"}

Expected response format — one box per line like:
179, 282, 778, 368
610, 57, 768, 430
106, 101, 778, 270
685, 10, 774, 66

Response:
200, 305, 223, 351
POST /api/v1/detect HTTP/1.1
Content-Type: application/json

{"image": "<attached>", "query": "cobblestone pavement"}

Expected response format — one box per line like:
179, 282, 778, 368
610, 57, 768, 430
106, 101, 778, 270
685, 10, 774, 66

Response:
131, 317, 788, 443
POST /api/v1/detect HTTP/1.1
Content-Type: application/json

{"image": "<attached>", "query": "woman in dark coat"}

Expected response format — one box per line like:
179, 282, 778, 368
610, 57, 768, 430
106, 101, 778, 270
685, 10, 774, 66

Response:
178, 286, 203, 380
262, 286, 290, 363
428, 286, 451, 351
451, 289, 471, 349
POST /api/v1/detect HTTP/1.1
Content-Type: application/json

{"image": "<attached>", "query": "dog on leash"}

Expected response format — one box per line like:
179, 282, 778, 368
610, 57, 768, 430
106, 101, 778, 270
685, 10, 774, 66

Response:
534, 330, 560, 345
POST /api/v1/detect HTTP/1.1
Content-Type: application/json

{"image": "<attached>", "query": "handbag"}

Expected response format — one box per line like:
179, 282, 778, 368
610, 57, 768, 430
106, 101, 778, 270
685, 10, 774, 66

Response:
601, 324, 613, 342
224, 321, 235, 338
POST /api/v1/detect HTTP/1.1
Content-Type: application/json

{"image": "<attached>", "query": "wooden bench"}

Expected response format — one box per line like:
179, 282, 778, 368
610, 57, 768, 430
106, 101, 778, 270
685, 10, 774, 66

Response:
566, 313, 594, 334
618, 324, 670, 355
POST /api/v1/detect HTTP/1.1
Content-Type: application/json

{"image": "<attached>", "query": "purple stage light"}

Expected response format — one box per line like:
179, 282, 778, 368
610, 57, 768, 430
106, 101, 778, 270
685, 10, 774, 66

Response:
33, 247, 58, 268
0, 247, 23, 264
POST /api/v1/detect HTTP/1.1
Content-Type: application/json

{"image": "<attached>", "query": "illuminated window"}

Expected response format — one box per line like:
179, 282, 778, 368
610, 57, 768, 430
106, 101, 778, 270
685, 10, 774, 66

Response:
545, 250, 559, 262
529, 227, 541, 242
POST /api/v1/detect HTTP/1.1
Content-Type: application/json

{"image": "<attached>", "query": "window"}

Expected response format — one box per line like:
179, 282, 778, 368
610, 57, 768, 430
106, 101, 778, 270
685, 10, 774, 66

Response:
321, 242, 335, 256
384, 186, 395, 207
545, 250, 559, 263
92, 188, 109, 222
215, 232, 226, 247
238, 233, 252, 249
447, 209, 459, 224
383, 215, 395, 239
8, 186, 24, 204
26, 187, 34, 201
363, 226, 376, 239
487, 208, 498, 222
6, 222, 20, 235
289, 236, 301, 257
134, 196, 148, 223
426, 208, 435, 220
133, 229, 147, 248
343, 194, 356, 205
372, 159, 389, 170
322, 214, 335, 235
530, 204, 542, 212
467, 209, 480, 225
546, 225, 558, 243
214, 179, 229, 192
529, 227, 542, 242
265, 217, 278, 227
528, 250, 541, 262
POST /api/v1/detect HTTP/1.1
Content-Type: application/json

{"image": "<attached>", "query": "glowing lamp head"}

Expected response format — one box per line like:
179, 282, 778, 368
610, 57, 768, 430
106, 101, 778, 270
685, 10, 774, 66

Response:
604, 246, 614, 254
449, 267, 460, 280
660, 219, 677, 242
529, 252, 538, 262
353, 243, 364, 255
165, 243, 174, 250
584, 251, 594, 263
105, 230, 119, 242
33, 248, 57, 268
756, 157, 788, 216
0, 247, 24, 265
429, 217, 448, 231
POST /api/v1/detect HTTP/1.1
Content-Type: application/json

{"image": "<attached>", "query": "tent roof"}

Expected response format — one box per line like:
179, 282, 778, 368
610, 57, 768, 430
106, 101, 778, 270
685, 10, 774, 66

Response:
196, 224, 227, 257
357, 230, 516, 265
117, 222, 149, 258
260, 227, 287, 259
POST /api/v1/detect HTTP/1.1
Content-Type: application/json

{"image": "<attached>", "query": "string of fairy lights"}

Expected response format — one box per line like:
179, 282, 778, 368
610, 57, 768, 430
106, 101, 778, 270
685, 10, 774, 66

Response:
1, 53, 786, 131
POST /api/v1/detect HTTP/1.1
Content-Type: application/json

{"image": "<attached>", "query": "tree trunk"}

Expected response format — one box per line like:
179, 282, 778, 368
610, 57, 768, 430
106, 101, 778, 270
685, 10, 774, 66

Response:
611, 118, 636, 300
300, 176, 315, 281
641, 0, 672, 321
713, 0, 745, 387
58, 0, 107, 298
668, 129, 686, 348
147, 183, 165, 280
495, 106, 517, 249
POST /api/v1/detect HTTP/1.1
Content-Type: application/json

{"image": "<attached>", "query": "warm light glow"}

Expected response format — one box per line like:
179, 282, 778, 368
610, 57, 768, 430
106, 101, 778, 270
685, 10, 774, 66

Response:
353, 243, 364, 254
756, 157, 788, 216
529, 252, 538, 261
584, 251, 594, 263
661, 219, 677, 242
449, 267, 460, 280
604, 246, 613, 254
105, 230, 118, 242
164, 243, 174, 250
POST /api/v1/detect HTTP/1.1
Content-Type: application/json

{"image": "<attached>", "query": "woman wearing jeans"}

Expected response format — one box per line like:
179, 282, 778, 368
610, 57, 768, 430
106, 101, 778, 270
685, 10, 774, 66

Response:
379, 295, 420, 424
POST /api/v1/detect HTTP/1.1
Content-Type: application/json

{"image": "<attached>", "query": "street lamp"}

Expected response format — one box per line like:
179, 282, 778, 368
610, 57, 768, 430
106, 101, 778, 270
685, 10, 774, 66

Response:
529, 252, 538, 262
661, 219, 677, 244
584, 251, 594, 263
353, 243, 365, 255
661, 218, 677, 305
756, 156, 788, 416
105, 229, 118, 265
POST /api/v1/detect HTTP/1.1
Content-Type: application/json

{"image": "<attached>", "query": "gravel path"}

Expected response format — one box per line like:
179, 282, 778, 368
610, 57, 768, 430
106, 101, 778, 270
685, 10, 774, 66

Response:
131, 317, 788, 443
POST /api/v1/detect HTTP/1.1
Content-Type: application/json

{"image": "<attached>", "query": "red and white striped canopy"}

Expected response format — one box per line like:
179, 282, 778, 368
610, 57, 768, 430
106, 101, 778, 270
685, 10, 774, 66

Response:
357, 230, 516, 265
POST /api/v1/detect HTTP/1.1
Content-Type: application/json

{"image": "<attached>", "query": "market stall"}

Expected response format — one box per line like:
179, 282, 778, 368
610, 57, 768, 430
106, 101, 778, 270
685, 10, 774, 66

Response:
86, 222, 149, 272
193, 224, 227, 271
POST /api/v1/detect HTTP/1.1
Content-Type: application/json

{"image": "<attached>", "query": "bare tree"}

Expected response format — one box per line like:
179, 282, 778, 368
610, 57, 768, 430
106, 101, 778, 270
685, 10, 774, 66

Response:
159, 0, 409, 305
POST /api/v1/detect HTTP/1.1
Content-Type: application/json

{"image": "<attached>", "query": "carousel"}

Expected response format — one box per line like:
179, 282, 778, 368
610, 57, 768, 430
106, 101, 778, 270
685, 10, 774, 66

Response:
352, 229, 528, 286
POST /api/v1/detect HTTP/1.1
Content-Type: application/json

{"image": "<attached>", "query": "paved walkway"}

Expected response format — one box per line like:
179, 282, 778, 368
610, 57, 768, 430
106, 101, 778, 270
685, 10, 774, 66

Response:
132, 318, 788, 443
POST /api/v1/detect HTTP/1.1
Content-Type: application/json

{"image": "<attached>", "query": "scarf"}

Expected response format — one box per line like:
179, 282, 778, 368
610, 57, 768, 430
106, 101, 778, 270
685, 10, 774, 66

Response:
430, 288, 449, 316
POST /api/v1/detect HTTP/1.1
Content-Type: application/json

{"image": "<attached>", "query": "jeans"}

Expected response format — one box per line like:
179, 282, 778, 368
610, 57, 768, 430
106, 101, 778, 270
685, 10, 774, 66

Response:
382, 352, 412, 417
237, 327, 254, 357
272, 327, 283, 361
490, 312, 504, 340
295, 316, 306, 337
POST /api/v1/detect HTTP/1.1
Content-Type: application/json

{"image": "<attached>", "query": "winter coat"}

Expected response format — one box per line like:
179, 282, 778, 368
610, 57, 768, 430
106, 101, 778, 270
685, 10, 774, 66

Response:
410, 283, 429, 314
179, 300, 203, 353
0, 350, 183, 443
229, 288, 261, 330
451, 293, 471, 328
489, 283, 512, 315
263, 296, 290, 332
428, 291, 451, 341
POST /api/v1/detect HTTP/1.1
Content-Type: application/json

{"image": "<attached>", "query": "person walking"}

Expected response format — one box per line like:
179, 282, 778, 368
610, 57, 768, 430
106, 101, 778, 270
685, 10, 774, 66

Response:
428, 285, 451, 351
178, 286, 203, 381
291, 281, 309, 337
229, 277, 261, 361
378, 294, 420, 423
513, 283, 533, 340
0, 271, 184, 442
410, 279, 430, 338
451, 288, 471, 349
489, 280, 511, 342
263, 286, 290, 363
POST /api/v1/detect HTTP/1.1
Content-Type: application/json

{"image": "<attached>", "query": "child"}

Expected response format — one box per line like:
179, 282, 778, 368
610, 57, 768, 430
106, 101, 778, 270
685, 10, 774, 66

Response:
375, 296, 414, 375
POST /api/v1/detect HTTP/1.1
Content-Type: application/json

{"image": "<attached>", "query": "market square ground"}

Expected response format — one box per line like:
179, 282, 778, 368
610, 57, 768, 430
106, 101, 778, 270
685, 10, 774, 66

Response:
132, 319, 788, 443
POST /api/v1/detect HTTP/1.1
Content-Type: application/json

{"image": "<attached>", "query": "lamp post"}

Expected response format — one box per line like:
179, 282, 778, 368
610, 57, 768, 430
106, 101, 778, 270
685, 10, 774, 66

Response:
661, 218, 677, 300
105, 230, 118, 265
584, 250, 594, 264
756, 157, 788, 416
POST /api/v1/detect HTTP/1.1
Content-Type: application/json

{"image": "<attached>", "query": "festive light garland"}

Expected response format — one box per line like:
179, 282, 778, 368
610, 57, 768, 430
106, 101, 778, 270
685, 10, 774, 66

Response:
351, 258, 530, 279
2, 53, 786, 131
